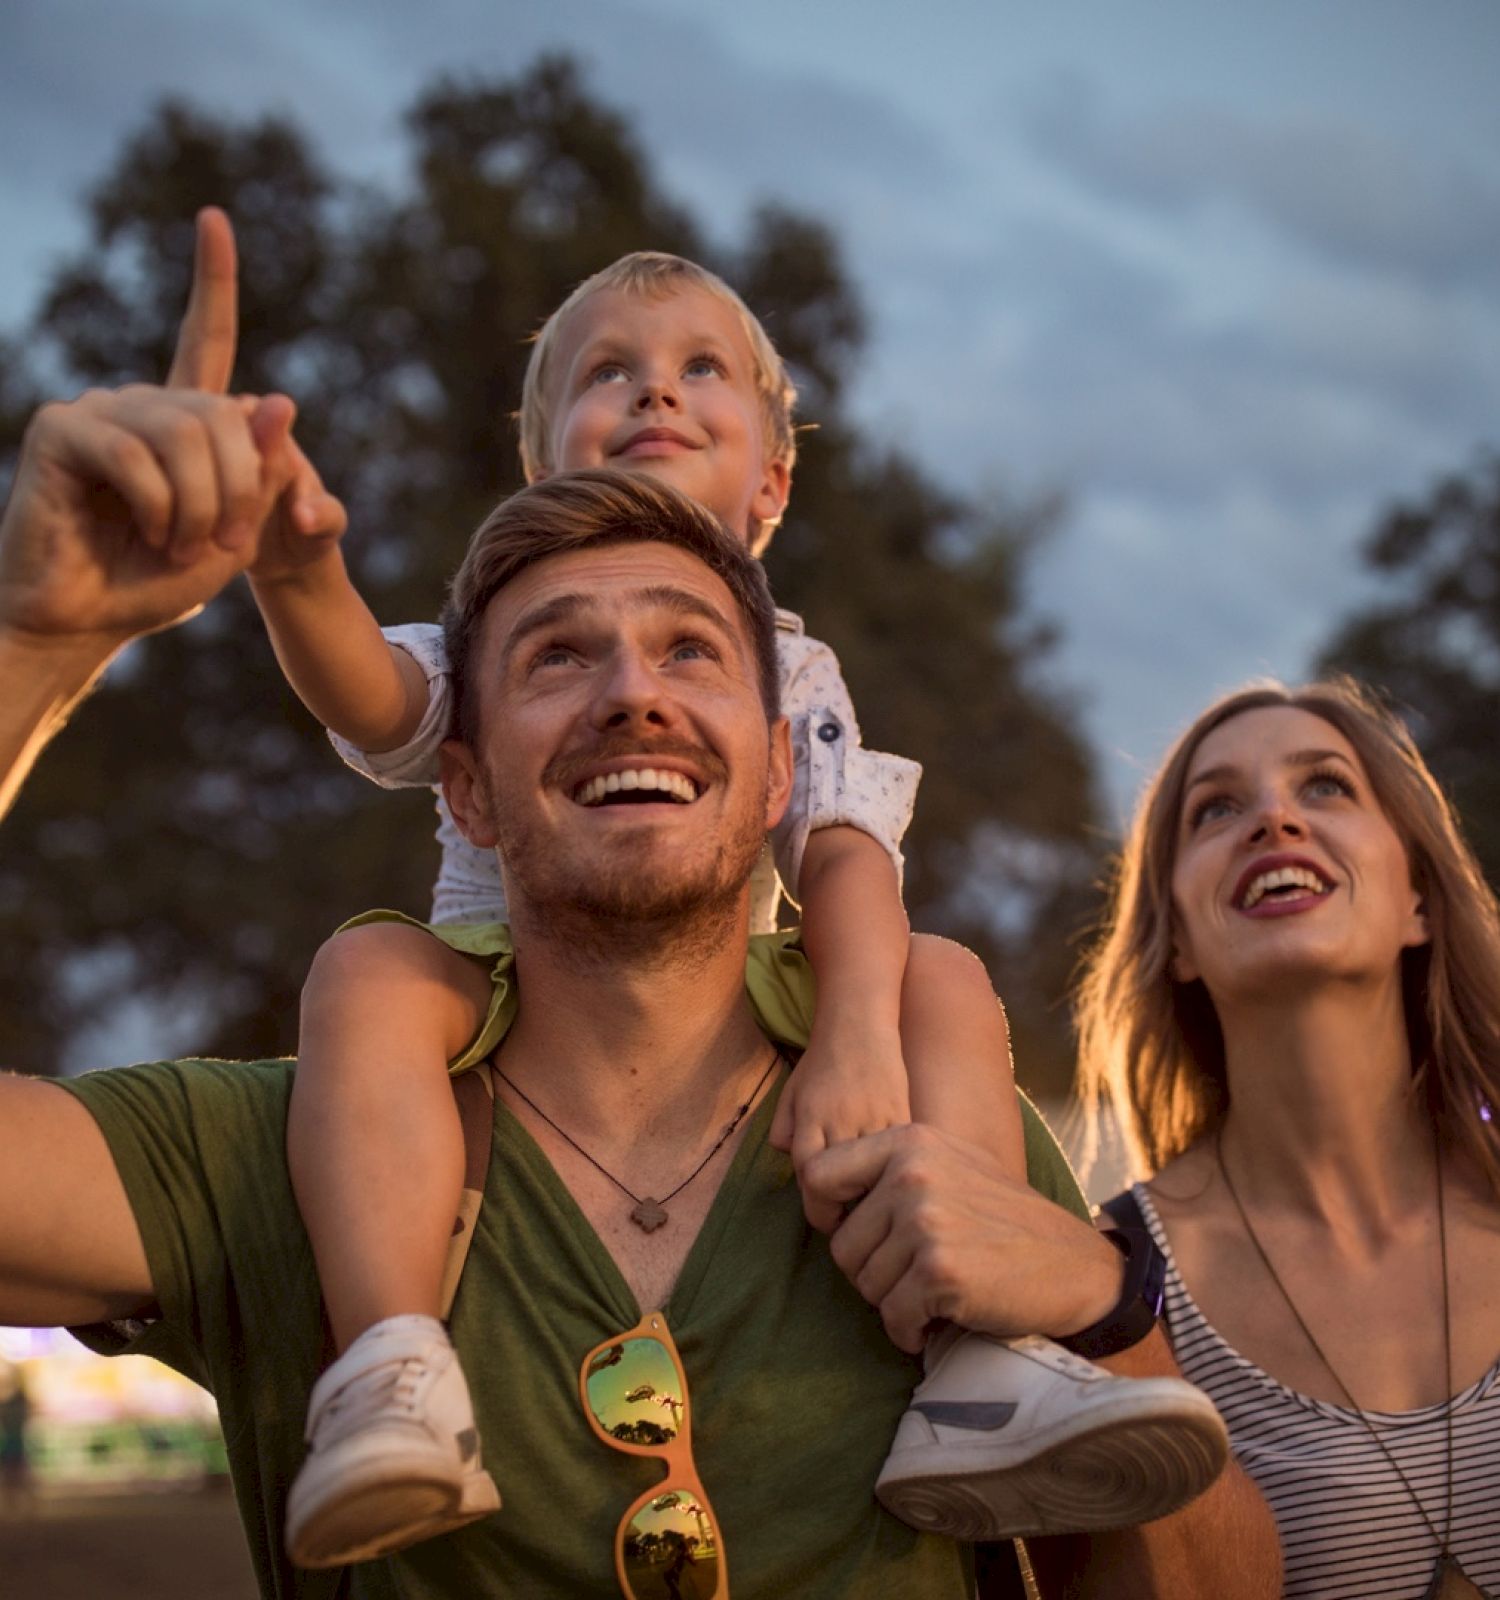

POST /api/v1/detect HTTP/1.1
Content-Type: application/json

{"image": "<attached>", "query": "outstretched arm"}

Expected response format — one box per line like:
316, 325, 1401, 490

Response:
0, 206, 340, 817
0, 382, 297, 818
173, 206, 426, 754
0, 211, 311, 1322
0, 1075, 155, 1326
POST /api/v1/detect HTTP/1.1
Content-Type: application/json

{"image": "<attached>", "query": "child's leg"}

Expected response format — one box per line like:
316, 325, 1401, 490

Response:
284, 920, 501, 1569
880, 933, 1226, 1542
288, 920, 493, 1353
899, 934, 1026, 1180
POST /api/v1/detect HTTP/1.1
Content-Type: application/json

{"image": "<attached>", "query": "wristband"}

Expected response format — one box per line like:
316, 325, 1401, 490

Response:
1055, 1226, 1165, 1359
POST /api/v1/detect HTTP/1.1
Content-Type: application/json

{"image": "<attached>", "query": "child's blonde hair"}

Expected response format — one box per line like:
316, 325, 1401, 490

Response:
518, 252, 798, 554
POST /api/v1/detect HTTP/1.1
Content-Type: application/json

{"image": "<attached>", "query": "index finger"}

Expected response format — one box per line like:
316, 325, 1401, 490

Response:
166, 207, 238, 393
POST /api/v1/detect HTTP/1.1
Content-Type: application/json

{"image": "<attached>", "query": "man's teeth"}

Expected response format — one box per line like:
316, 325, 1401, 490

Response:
1240, 866, 1329, 909
574, 769, 699, 806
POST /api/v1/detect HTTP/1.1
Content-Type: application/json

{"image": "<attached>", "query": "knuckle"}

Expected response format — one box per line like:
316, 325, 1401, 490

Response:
106, 430, 149, 474
163, 410, 205, 452
25, 401, 66, 444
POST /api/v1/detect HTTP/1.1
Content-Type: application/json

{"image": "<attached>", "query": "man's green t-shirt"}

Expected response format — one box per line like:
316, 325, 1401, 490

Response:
60, 931, 1087, 1599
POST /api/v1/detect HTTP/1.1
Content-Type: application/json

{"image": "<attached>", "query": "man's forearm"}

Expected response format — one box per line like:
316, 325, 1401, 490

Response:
249, 551, 428, 752
1025, 1331, 1283, 1599
0, 626, 120, 822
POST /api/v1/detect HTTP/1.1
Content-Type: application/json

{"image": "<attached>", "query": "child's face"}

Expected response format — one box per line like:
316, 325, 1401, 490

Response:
544, 285, 790, 547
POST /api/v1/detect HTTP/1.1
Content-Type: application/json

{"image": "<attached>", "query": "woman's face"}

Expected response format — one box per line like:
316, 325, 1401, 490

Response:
1169, 705, 1428, 1002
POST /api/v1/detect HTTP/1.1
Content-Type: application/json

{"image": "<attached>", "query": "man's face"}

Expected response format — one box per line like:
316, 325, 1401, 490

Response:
442, 540, 791, 935
543, 286, 790, 546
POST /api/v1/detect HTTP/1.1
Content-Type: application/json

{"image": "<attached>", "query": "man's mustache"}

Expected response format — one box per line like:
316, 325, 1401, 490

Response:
541, 734, 729, 795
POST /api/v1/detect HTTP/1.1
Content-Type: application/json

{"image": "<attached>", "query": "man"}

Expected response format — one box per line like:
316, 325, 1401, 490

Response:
0, 215, 1281, 1597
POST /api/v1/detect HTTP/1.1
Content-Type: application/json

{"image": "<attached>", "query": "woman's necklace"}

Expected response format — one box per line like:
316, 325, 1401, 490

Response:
1215, 1125, 1488, 1600
496, 1047, 783, 1232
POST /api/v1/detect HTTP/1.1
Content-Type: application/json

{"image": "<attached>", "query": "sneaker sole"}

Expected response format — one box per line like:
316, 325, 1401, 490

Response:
288, 1466, 501, 1569
875, 1407, 1228, 1540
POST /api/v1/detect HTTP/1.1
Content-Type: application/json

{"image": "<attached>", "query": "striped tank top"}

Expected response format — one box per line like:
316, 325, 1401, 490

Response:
1132, 1183, 1500, 1598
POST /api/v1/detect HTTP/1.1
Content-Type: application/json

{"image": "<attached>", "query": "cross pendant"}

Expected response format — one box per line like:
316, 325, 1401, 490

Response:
630, 1197, 669, 1233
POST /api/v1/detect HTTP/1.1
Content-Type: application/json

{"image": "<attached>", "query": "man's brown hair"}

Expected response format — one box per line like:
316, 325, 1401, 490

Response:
441, 468, 781, 748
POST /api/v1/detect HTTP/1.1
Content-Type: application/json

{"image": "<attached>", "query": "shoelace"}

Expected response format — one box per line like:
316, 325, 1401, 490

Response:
313, 1356, 432, 1446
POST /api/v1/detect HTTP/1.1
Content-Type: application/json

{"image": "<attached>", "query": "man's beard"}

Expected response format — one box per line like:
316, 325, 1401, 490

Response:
485, 734, 768, 968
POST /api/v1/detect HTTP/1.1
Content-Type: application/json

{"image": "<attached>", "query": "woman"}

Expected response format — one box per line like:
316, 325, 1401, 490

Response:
1076, 679, 1500, 1600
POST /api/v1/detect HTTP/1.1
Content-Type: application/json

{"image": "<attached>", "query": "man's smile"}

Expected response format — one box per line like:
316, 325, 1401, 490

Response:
573, 766, 700, 806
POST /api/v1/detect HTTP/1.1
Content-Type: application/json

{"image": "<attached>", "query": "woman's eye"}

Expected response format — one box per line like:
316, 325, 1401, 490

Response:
1305, 769, 1355, 801
1188, 795, 1234, 829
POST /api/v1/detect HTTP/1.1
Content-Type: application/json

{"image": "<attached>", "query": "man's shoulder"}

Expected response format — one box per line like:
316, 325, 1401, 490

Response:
58, 1054, 297, 1134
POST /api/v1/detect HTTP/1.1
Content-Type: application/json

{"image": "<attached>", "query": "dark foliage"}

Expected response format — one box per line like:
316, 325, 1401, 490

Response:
1, 60, 1098, 1093
1319, 455, 1500, 885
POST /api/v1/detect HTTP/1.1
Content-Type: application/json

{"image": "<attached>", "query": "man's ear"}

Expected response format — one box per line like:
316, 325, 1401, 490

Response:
440, 739, 500, 849
764, 716, 794, 832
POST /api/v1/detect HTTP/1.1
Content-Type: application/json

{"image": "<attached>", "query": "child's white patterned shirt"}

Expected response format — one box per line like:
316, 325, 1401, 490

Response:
331, 610, 921, 931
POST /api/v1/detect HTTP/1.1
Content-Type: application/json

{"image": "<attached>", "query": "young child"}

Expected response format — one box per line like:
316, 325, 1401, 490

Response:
249, 254, 1222, 1568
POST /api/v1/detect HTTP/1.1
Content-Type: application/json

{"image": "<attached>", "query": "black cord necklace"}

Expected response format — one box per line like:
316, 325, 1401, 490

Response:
496, 1048, 783, 1233
1215, 1124, 1488, 1600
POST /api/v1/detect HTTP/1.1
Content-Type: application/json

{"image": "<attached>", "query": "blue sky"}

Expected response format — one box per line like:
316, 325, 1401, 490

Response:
4, 0, 1498, 822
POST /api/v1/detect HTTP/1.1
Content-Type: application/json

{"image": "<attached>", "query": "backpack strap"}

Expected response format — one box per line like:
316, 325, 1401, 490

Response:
439, 1060, 496, 1319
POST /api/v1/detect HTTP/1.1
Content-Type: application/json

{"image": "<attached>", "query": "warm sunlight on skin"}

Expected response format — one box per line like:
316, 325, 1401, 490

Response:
543, 286, 790, 543
442, 541, 792, 915
1170, 706, 1429, 1002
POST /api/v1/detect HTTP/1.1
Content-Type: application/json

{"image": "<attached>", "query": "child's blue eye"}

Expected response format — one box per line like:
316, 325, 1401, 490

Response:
589, 363, 628, 386
683, 355, 725, 379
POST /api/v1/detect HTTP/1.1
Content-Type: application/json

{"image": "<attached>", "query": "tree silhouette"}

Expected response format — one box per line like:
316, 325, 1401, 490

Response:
0, 59, 1098, 1094
1318, 454, 1500, 885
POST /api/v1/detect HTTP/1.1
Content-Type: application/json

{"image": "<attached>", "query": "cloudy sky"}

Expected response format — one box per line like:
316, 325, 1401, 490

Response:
4, 0, 1498, 822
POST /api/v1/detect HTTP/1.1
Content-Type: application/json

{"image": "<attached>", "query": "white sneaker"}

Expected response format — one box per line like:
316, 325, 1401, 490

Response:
875, 1329, 1228, 1540
286, 1314, 501, 1569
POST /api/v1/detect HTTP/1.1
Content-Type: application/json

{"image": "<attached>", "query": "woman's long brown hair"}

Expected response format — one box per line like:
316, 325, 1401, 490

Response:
1074, 677, 1500, 1192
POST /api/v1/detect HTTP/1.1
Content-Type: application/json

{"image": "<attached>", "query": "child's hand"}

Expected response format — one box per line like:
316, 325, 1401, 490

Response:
769, 1022, 912, 1234
162, 208, 346, 590
245, 424, 347, 586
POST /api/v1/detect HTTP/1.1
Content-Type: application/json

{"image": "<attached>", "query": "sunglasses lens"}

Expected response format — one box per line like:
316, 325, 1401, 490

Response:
584, 1335, 683, 1445
620, 1486, 722, 1598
